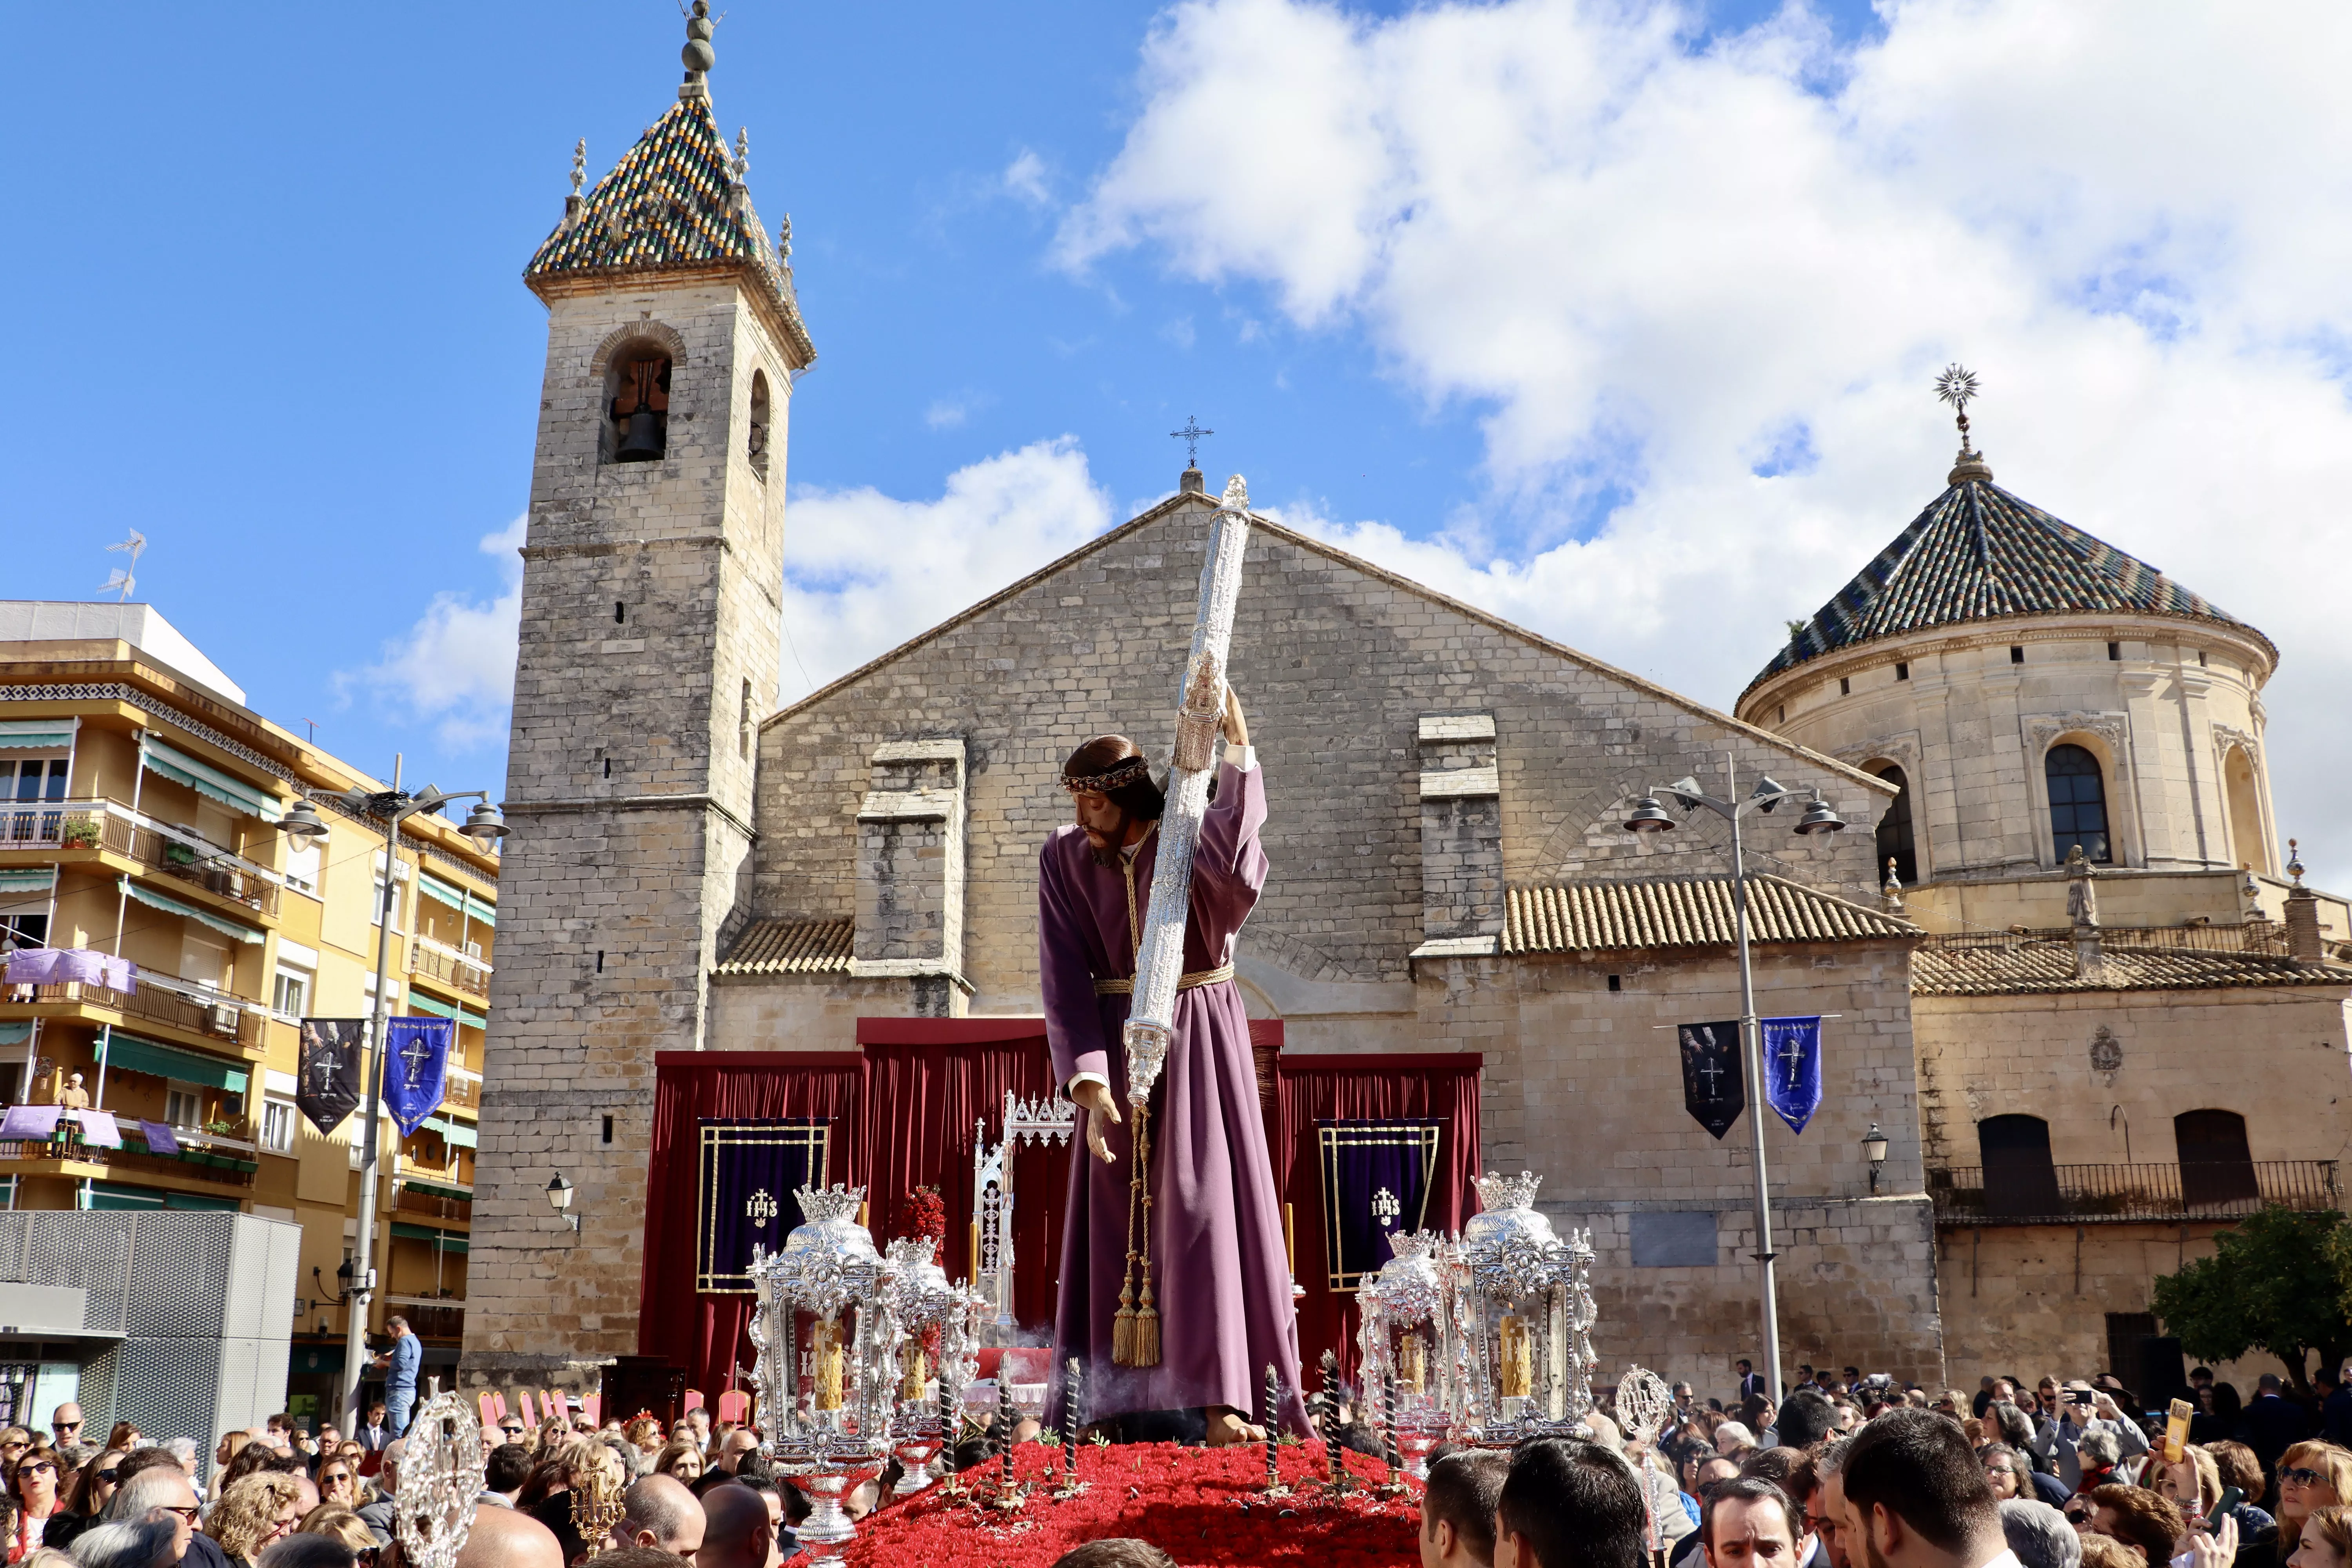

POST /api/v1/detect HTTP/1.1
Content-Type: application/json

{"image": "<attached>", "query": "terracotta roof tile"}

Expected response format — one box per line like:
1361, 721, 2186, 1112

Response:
713, 917, 853, 976
1747, 476, 2268, 695
1502, 874, 1920, 955
526, 93, 813, 365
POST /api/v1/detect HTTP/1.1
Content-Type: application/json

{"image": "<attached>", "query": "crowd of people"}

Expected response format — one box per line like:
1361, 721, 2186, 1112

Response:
13, 1356, 2349, 1568
0, 1394, 809, 1567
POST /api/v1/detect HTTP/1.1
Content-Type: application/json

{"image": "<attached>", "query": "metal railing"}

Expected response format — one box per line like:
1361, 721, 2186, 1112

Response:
407, 936, 490, 999
0, 1134, 259, 1186
1925, 923, 2290, 957
1929, 1160, 2341, 1224
386, 1302, 465, 1340
0, 797, 279, 917
4, 970, 267, 1051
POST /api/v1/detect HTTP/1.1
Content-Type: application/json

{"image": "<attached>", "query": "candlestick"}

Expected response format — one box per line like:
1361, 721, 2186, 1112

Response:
1320, 1350, 1351, 1494
998, 1372, 1018, 1496
1063, 1359, 1081, 1483
1262, 1363, 1287, 1497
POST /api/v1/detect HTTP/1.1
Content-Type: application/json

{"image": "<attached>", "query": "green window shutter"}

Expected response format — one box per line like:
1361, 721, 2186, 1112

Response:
99, 1031, 251, 1094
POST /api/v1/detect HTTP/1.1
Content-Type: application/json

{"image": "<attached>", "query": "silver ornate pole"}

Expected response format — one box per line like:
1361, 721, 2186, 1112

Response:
1121, 475, 1252, 1105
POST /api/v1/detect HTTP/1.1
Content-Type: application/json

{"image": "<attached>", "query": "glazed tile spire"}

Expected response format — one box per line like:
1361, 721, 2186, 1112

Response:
524, 0, 814, 366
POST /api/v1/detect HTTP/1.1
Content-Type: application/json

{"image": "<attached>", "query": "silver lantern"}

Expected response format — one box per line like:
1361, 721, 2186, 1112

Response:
881, 1234, 982, 1497
748, 1185, 906, 1564
1451, 1172, 1594, 1446
1357, 1229, 1455, 1478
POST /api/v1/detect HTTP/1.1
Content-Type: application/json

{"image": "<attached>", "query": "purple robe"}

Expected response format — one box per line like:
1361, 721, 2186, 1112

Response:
1038, 758, 1309, 1434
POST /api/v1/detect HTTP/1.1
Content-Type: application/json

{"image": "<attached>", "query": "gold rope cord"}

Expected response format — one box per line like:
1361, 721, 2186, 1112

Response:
1112, 838, 1163, 1366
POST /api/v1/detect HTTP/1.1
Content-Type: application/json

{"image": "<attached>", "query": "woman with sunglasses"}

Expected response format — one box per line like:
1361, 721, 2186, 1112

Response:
32, 1450, 116, 1555
313, 1459, 359, 1513
4, 1446, 62, 1562
2238, 1445, 2352, 1568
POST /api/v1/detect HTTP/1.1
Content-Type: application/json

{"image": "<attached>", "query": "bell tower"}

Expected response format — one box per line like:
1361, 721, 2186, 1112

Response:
462, 3, 815, 1389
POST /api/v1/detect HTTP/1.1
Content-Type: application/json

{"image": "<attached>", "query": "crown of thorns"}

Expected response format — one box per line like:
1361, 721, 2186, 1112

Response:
1060, 755, 1152, 795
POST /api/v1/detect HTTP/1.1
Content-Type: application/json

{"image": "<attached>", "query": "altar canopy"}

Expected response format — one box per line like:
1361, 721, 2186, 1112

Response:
640, 1024, 1481, 1396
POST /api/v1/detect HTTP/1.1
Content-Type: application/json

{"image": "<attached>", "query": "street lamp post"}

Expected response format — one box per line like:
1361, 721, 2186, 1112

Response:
1622, 752, 1844, 1404
280, 772, 507, 1434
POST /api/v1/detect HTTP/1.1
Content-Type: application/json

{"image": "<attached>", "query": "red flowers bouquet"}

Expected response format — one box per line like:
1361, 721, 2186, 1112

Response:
803, 1439, 1421, 1567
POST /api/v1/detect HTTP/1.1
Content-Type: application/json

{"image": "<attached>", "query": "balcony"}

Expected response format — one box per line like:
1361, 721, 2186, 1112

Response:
0, 1127, 260, 1192
1928, 1160, 2341, 1225
443, 1069, 481, 1111
0, 797, 279, 919
2, 966, 266, 1054
407, 935, 490, 1000
383, 1297, 465, 1340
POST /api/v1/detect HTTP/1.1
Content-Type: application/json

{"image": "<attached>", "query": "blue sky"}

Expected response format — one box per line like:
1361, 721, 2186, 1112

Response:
7, 1, 2349, 874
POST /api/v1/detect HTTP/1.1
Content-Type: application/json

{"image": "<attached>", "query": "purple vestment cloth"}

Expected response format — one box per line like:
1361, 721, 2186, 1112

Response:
1038, 758, 1310, 1434
140, 1120, 180, 1156
2, 947, 134, 993
0, 1105, 60, 1140
73, 1110, 122, 1149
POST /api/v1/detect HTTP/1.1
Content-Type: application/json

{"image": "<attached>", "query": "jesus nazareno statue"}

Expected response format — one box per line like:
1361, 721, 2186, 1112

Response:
1038, 687, 1308, 1446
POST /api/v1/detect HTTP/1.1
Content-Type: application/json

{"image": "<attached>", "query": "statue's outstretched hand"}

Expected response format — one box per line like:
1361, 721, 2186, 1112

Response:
1072, 1078, 1122, 1164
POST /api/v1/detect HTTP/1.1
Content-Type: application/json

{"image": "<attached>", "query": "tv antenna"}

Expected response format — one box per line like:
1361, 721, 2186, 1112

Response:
100, 530, 147, 602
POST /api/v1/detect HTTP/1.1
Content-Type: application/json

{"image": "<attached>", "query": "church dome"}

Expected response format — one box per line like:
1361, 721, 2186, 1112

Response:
1742, 463, 2272, 704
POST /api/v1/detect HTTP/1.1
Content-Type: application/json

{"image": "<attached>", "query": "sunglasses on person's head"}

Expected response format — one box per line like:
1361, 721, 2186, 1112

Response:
95, 1467, 120, 1483
2282, 1468, 2325, 1486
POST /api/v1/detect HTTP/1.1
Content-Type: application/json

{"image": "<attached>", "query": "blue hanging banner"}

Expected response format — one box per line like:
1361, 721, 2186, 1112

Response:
381, 1016, 455, 1137
1760, 1015, 1824, 1134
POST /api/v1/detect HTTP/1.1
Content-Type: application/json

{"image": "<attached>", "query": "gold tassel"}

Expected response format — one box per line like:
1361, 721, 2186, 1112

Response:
1130, 1104, 1160, 1367
1113, 1098, 1143, 1365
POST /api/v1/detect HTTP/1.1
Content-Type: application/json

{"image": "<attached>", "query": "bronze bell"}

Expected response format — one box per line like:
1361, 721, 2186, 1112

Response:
616, 408, 665, 462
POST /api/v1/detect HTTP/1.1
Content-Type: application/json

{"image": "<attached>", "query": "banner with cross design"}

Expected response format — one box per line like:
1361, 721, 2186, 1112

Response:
1760, 1015, 1824, 1134
381, 1016, 454, 1137
1314, 1119, 1443, 1292
695, 1118, 830, 1293
1677, 1019, 1745, 1140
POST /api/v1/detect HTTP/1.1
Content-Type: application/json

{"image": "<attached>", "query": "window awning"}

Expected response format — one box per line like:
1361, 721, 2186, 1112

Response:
0, 720, 76, 752
118, 877, 264, 945
0, 869, 58, 895
417, 875, 495, 927
400, 995, 485, 1028
98, 1031, 251, 1094
421, 1115, 477, 1149
0, 1023, 31, 1047
85, 1182, 240, 1212
401, 1176, 474, 1202
137, 735, 283, 823
389, 1221, 469, 1254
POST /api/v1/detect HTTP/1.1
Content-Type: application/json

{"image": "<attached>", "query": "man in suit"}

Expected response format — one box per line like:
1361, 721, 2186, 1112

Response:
2243, 1373, 2313, 1488
1739, 1360, 1767, 1402
355, 1401, 393, 1452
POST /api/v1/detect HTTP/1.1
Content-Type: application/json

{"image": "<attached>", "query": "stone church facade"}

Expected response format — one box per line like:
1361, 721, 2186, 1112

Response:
462, 25, 2351, 1400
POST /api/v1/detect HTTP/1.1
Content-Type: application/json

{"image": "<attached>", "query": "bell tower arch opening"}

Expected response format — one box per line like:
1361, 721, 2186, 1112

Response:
2223, 745, 2267, 874
1868, 761, 1918, 886
605, 344, 673, 464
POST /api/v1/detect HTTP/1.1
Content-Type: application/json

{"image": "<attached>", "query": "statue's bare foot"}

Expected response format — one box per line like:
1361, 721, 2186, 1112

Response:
1204, 1407, 1266, 1446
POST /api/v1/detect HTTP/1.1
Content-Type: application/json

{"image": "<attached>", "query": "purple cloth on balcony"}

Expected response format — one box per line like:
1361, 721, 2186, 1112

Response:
0, 1105, 61, 1140
1, 947, 135, 993
139, 1120, 180, 1156
72, 1111, 122, 1149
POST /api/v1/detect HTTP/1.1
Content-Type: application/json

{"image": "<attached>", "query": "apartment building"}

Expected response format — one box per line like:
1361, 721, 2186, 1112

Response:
0, 602, 497, 1428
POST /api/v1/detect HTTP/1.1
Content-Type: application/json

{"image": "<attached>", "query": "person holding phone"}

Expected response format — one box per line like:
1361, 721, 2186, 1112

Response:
2033, 1383, 2152, 1495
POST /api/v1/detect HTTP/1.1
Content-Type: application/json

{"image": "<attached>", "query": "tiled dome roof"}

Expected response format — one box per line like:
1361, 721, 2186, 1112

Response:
1746, 465, 2269, 697
525, 91, 813, 366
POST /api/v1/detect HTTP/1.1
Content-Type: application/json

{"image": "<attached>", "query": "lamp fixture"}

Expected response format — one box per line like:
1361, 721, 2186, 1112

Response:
1863, 1123, 1889, 1193
278, 798, 331, 844
548, 1172, 580, 1234
1793, 794, 1847, 835
1622, 796, 1676, 833
461, 801, 510, 852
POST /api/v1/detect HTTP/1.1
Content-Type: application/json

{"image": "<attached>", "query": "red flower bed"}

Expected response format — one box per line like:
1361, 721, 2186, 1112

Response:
805, 1440, 1423, 1568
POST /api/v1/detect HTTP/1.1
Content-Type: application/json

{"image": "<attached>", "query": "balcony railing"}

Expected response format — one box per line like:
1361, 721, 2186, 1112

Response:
443, 1071, 481, 1110
1928, 1160, 2341, 1225
382, 1299, 466, 1339
1924, 923, 2291, 958
0, 798, 279, 918
0, 1132, 259, 1186
407, 936, 490, 999
5, 969, 267, 1052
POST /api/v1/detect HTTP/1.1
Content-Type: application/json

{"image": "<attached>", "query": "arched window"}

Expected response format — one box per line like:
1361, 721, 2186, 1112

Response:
2174, 1109, 2259, 1210
1978, 1114, 2062, 1220
2223, 747, 2267, 875
748, 370, 771, 481
607, 348, 672, 463
1872, 763, 1917, 886
2045, 744, 2111, 865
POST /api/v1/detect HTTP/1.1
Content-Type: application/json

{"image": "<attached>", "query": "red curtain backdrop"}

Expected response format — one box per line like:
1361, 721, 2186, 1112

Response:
856, 1018, 1069, 1329
1274, 1053, 1484, 1381
640, 1051, 864, 1397
640, 1033, 1481, 1395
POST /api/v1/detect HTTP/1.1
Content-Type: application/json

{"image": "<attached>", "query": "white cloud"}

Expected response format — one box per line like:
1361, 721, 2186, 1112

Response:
926, 397, 971, 430
343, 515, 525, 751
1063, 0, 2352, 871
1003, 148, 1053, 209
780, 438, 1116, 699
